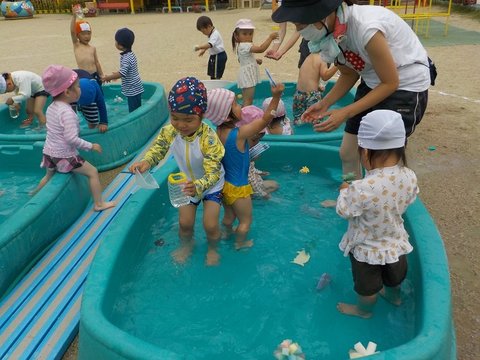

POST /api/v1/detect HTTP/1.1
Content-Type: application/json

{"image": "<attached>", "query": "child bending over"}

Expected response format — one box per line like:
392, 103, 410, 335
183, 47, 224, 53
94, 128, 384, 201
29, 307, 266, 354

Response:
70, 14, 104, 87
232, 18, 278, 106
0, 71, 48, 128
129, 77, 225, 266
336, 110, 418, 319
205, 83, 284, 249
293, 54, 337, 125
32, 65, 116, 212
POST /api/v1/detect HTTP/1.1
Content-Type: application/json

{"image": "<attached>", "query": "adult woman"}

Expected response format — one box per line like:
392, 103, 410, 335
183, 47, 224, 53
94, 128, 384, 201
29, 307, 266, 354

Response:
272, 0, 430, 177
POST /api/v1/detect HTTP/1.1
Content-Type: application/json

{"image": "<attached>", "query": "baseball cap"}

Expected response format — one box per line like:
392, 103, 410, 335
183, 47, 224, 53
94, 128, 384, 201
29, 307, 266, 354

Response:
235, 19, 255, 30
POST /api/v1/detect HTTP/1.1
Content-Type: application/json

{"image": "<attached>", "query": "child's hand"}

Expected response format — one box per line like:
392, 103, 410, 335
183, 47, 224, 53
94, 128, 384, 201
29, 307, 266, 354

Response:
98, 124, 108, 133
128, 160, 150, 174
92, 143, 102, 153
182, 181, 196, 197
339, 182, 350, 190
256, 58, 263, 65
198, 49, 206, 57
5, 98, 14, 106
271, 83, 285, 98
269, 32, 279, 42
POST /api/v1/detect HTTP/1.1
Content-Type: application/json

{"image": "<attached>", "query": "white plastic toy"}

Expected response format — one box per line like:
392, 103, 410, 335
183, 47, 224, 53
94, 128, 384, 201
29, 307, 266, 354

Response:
348, 341, 379, 359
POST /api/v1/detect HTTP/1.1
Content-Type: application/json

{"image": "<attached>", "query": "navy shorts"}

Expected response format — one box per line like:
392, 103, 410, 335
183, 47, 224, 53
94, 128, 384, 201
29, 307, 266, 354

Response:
350, 254, 408, 296
208, 51, 227, 80
190, 190, 223, 206
345, 80, 428, 137
32, 90, 50, 98
127, 94, 142, 113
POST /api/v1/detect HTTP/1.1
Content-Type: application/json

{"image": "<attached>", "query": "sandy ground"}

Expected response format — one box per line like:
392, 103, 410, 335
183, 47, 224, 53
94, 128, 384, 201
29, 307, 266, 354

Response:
1, 7, 479, 359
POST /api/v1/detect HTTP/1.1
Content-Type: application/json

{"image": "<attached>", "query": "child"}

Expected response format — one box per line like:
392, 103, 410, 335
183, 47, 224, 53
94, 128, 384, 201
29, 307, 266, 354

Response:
102, 28, 144, 113
32, 65, 116, 212
335, 110, 418, 319
129, 77, 225, 266
261, 97, 293, 135
73, 69, 109, 133
70, 14, 104, 87
231, 19, 278, 106
0, 71, 48, 128
194, 16, 228, 80
205, 84, 284, 249
293, 53, 337, 125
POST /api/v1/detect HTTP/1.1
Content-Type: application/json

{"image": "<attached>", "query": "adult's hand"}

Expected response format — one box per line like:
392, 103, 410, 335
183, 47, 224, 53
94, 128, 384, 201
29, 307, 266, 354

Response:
301, 100, 329, 123
313, 108, 350, 133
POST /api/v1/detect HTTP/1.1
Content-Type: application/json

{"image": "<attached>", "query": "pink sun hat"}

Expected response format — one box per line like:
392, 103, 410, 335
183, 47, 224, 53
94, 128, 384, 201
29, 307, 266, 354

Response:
42, 65, 78, 97
205, 88, 235, 126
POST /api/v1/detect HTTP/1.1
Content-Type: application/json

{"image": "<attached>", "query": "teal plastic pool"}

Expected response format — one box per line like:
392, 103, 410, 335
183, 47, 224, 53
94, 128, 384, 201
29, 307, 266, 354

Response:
79, 143, 455, 359
0, 144, 89, 297
224, 80, 355, 146
0, 82, 169, 171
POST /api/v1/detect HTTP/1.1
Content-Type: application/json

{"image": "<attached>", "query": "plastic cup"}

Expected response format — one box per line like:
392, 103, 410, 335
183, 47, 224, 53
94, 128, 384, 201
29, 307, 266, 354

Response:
9, 105, 19, 119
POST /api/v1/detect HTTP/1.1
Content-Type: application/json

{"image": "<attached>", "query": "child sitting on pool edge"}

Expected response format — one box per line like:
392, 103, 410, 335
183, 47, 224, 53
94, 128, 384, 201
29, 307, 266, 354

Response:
129, 77, 225, 266
32, 65, 116, 212
205, 83, 284, 250
336, 110, 418, 319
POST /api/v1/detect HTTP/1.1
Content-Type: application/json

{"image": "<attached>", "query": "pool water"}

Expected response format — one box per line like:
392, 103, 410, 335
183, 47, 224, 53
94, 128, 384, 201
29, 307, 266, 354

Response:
0, 171, 40, 226
108, 167, 416, 359
2, 94, 130, 136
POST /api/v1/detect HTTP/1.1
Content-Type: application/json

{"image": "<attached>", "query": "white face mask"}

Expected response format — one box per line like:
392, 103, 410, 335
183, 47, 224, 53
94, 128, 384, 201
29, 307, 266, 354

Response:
298, 24, 328, 42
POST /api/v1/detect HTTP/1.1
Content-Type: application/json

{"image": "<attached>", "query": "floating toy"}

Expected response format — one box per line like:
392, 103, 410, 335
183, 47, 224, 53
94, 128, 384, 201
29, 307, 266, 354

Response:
342, 172, 356, 183
291, 249, 310, 266
348, 341, 379, 359
320, 199, 337, 208
113, 95, 124, 103
316, 273, 331, 291
299, 166, 310, 174
273, 339, 306, 360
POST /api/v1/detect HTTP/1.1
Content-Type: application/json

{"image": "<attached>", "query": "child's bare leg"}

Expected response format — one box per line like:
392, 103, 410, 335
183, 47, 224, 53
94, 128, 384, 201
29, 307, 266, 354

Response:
203, 200, 221, 266
172, 205, 196, 264
379, 286, 402, 306
30, 168, 55, 195
241, 87, 255, 107
337, 294, 376, 319
232, 197, 253, 250
339, 133, 362, 179
33, 95, 48, 126
20, 99, 34, 127
221, 204, 236, 239
72, 161, 116, 211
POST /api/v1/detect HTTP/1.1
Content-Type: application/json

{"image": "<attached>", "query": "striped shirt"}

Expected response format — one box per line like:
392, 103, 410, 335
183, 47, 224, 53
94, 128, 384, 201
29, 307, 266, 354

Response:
119, 50, 144, 97
43, 101, 93, 158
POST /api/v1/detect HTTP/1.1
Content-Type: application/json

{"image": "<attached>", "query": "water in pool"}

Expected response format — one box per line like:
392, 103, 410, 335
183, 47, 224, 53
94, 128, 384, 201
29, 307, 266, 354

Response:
2, 94, 129, 135
0, 171, 39, 226
110, 167, 416, 359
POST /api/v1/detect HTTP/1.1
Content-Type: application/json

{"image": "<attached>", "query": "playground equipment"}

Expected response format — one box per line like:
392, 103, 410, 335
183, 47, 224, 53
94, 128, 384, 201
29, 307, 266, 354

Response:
0, 0, 34, 19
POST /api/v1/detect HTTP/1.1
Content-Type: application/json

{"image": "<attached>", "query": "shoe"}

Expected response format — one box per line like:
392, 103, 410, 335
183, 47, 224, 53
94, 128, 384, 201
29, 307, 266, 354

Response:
20, 118, 34, 128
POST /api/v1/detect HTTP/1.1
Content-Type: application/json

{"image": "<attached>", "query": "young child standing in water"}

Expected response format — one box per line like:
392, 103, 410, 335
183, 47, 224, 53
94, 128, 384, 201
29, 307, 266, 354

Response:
129, 77, 225, 266
32, 65, 116, 212
335, 110, 418, 319
70, 14, 104, 87
205, 83, 284, 249
232, 19, 278, 106
102, 28, 144, 113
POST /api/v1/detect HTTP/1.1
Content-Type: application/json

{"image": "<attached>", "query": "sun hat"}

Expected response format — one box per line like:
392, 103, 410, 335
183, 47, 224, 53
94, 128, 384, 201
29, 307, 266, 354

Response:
75, 21, 91, 34
235, 19, 255, 30
42, 65, 78, 97
0, 75, 6, 94
237, 105, 264, 128
262, 97, 286, 118
204, 88, 235, 125
168, 76, 207, 115
358, 110, 406, 150
271, 0, 343, 25
115, 28, 135, 50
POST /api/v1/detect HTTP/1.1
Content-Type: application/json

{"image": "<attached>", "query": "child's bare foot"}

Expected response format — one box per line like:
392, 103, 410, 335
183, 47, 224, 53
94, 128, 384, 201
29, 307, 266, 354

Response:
221, 224, 234, 239
379, 287, 402, 306
172, 245, 194, 264
336, 302, 372, 319
94, 201, 117, 212
20, 117, 34, 128
235, 239, 254, 250
206, 249, 220, 266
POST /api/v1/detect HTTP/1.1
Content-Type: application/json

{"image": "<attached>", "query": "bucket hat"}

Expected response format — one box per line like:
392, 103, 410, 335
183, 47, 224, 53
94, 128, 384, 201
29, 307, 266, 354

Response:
42, 65, 78, 97
204, 88, 235, 125
272, 0, 343, 24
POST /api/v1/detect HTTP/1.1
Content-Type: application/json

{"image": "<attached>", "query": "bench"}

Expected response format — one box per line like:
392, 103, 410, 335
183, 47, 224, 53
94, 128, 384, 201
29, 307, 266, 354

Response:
97, 1, 131, 13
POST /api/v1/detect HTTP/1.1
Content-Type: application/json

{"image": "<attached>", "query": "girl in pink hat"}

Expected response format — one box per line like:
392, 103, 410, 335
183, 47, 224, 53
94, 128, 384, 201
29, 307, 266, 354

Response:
231, 18, 279, 107
205, 82, 284, 250
31, 65, 116, 212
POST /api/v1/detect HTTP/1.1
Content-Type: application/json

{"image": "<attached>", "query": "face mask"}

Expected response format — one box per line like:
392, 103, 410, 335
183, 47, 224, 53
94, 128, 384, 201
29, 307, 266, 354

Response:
298, 24, 328, 42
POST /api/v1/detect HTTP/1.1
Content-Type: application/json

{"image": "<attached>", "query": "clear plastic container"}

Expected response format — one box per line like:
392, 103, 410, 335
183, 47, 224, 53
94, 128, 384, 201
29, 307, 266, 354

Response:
73, 4, 84, 19
168, 172, 191, 208
9, 105, 19, 119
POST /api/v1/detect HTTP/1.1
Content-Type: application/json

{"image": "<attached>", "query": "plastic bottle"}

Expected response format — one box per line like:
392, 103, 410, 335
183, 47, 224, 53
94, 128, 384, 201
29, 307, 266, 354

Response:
168, 172, 191, 208
73, 4, 84, 19
271, 25, 280, 45
9, 105, 19, 119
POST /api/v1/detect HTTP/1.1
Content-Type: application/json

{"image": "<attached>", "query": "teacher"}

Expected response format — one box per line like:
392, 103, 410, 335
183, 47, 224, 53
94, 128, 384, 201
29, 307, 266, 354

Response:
272, 0, 430, 177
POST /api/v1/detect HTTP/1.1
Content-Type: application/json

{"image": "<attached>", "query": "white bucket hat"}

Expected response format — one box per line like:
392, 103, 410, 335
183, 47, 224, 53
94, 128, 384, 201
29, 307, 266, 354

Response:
0, 75, 6, 94
358, 110, 406, 150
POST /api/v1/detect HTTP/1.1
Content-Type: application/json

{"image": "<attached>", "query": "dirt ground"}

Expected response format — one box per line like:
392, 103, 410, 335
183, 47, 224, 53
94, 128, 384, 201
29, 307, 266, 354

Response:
1, 6, 479, 359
